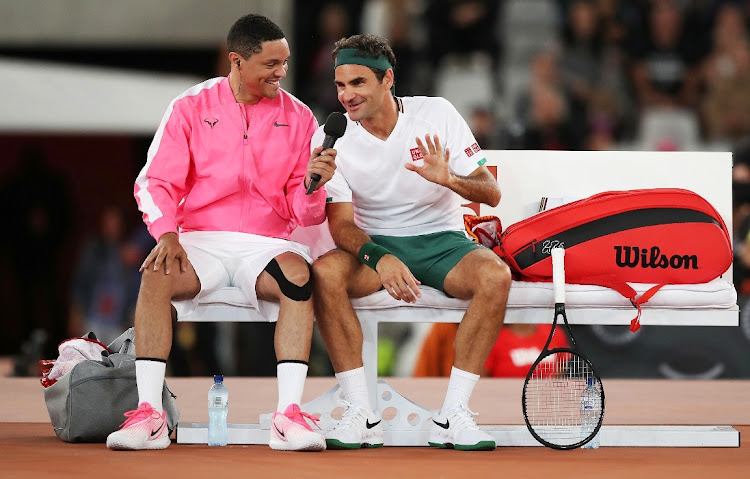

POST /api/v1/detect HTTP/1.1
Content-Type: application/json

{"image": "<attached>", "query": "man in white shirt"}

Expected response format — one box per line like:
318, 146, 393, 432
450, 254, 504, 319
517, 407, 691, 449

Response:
312, 34, 511, 451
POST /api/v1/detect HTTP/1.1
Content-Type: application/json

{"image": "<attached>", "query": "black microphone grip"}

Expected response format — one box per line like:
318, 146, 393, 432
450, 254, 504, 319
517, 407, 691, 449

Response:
307, 112, 347, 195
305, 135, 337, 195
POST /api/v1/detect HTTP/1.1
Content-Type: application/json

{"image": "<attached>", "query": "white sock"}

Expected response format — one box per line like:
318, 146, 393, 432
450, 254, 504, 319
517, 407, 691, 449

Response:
441, 366, 479, 411
335, 367, 372, 410
135, 359, 166, 413
277, 361, 308, 412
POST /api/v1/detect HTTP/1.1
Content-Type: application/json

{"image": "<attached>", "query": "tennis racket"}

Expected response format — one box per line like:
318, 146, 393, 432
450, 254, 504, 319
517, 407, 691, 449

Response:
522, 247, 605, 449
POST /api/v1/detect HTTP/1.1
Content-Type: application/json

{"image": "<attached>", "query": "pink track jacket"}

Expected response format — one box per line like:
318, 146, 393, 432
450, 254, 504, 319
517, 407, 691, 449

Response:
134, 77, 325, 241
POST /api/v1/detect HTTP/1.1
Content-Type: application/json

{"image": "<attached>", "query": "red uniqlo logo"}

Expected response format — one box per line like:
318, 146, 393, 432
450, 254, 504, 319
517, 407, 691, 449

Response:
472, 142, 481, 153
464, 147, 474, 157
410, 147, 424, 161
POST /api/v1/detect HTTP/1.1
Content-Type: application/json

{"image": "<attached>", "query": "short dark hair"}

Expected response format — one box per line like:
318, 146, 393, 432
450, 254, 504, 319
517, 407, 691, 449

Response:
227, 14, 285, 58
332, 34, 397, 82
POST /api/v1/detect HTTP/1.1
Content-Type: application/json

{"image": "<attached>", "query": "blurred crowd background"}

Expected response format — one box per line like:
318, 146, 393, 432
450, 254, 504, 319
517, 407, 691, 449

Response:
1, 0, 750, 380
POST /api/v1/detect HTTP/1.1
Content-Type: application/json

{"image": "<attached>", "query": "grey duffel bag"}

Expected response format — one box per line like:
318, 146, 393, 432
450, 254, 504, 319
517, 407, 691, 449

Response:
43, 328, 179, 443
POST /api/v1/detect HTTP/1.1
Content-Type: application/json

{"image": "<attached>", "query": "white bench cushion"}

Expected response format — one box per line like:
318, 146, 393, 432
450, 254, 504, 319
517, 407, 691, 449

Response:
180, 278, 737, 323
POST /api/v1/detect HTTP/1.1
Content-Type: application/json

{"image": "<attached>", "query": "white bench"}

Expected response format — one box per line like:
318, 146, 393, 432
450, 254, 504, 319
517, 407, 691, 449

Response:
176, 150, 740, 447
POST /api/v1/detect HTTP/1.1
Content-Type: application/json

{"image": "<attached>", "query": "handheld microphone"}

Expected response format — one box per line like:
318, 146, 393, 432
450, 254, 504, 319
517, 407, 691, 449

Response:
306, 112, 347, 194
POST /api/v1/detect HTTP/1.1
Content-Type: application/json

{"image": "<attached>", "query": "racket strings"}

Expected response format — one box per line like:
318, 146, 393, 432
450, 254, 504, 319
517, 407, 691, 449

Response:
524, 352, 602, 446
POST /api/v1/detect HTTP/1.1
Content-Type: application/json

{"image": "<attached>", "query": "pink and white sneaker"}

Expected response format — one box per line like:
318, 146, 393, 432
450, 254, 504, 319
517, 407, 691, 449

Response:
106, 402, 170, 450
269, 404, 326, 451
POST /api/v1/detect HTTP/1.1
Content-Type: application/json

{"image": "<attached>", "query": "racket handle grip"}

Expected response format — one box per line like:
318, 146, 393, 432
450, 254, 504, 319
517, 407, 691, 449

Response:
552, 247, 565, 303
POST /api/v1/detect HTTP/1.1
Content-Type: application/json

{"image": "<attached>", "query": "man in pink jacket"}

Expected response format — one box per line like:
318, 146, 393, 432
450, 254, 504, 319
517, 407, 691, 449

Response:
106, 14, 336, 452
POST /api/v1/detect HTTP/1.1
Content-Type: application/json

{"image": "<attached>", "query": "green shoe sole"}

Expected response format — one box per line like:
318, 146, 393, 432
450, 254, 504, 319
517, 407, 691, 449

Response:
455, 441, 496, 451
326, 439, 384, 450
428, 442, 449, 449
428, 441, 496, 451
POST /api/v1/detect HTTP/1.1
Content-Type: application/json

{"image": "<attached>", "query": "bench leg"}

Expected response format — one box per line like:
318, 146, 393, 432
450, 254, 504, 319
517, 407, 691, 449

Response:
360, 316, 379, 409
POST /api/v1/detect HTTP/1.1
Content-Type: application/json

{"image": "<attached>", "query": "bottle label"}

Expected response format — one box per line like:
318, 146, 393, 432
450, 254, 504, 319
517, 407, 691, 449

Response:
209, 397, 228, 408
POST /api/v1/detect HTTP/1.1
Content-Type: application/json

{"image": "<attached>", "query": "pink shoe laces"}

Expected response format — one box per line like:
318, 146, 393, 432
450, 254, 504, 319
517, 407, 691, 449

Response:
282, 404, 321, 431
119, 402, 163, 428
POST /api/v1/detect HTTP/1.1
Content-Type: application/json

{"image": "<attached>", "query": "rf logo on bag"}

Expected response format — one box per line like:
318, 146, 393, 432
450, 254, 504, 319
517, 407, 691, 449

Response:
542, 240, 564, 255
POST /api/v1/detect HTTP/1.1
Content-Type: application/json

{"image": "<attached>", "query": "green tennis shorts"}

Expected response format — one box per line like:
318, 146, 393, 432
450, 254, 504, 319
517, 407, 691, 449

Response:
369, 231, 485, 292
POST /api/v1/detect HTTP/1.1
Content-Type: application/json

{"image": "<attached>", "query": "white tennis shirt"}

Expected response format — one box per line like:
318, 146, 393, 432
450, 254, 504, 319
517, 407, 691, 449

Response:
313, 96, 486, 236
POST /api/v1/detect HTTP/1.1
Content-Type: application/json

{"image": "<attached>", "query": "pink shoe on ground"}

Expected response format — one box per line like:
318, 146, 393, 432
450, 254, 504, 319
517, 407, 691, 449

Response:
106, 402, 170, 450
269, 403, 326, 451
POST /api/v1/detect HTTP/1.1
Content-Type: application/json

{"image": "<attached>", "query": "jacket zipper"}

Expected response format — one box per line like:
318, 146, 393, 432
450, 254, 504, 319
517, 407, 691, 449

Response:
237, 103, 256, 230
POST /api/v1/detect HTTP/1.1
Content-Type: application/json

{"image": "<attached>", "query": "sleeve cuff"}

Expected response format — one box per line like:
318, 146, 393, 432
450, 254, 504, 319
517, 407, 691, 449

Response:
298, 182, 326, 208
293, 184, 327, 225
148, 216, 179, 241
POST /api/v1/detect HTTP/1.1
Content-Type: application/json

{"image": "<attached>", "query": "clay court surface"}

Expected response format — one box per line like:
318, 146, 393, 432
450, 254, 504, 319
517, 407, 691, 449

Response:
2, 377, 748, 478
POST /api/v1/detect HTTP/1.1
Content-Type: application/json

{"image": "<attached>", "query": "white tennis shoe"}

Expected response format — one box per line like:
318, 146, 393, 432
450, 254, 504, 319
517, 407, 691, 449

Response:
106, 402, 170, 450
325, 401, 384, 449
428, 405, 496, 451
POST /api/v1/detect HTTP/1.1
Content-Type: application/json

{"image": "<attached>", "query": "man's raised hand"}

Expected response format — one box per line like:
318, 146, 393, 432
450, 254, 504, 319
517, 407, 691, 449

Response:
405, 134, 452, 187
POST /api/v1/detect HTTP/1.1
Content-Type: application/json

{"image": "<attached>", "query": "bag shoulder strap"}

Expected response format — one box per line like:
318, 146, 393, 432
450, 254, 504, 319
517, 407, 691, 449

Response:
521, 272, 665, 332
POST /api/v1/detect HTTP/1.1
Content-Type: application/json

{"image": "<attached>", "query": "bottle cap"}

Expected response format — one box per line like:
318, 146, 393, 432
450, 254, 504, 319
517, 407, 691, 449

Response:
214, 374, 224, 383
587, 377, 596, 387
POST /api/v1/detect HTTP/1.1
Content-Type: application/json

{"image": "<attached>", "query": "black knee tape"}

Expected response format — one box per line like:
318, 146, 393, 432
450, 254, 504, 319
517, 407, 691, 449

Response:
264, 258, 312, 301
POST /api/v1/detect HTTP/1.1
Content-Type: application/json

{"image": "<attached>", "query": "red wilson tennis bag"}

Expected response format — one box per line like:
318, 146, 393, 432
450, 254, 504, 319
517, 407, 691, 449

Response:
495, 188, 732, 331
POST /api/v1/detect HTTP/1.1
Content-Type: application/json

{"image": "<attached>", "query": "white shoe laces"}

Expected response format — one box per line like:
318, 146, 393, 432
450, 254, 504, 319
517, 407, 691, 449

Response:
444, 405, 481, 431
336, 400, 369, 429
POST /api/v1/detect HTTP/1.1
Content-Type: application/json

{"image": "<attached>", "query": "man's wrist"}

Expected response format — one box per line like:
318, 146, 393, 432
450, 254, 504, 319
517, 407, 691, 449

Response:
358, 242, 391, 270
445, 172, 459, 189
158, 231, 178, 242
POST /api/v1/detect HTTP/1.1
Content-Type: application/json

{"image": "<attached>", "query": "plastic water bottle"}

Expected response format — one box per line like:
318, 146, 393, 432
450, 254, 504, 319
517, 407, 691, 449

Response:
580, 377, 601, 449
208, 374, 229, 446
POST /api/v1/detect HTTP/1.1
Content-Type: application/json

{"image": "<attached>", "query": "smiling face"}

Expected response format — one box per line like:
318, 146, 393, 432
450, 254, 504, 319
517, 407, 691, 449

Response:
334, 64, 393, 123
234, 38, 290, 103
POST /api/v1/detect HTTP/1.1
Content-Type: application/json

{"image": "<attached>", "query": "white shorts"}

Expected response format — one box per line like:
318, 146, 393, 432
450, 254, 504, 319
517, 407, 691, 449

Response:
171, 231, 313, 321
